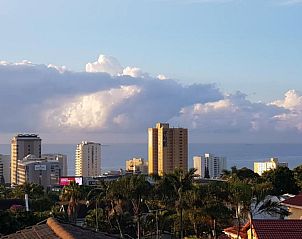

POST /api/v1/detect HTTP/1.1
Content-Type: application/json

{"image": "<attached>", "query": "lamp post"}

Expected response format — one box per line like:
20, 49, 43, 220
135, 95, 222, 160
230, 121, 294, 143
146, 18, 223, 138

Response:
86, 188, 103, 232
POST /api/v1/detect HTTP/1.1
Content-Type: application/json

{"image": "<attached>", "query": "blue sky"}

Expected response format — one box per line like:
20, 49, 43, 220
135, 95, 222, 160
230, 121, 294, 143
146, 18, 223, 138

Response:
0, 0, 302, 143
1, 0, 301, 102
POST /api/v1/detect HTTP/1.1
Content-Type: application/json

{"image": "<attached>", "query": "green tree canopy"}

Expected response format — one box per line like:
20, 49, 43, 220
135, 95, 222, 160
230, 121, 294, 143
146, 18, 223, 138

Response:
262, 166, 299, 195
293, 165, 302, 191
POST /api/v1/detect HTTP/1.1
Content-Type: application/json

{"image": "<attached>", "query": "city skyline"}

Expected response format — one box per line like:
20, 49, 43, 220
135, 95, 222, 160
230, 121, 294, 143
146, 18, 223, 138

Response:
0, 0, 302, 143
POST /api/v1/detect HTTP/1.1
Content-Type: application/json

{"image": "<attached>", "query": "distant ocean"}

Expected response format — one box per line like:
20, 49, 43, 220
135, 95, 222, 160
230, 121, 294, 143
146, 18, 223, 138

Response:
1, 143, 302, 175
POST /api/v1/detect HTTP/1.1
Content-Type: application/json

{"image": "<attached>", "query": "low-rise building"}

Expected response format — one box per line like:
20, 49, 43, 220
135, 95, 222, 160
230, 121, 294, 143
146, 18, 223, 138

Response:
254, 157, 288, 176
42, 153, 68, 176
17, 154, 63, 189
222, 219, 302, 239
282, 193, 302, 220
126, 157, 148, 174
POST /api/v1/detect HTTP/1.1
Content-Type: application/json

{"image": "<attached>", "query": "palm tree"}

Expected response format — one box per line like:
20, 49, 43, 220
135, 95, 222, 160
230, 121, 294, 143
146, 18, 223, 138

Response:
123, 175, 151, 239
0, 185, 12, 199
12, 183, 44, 200
86, 187, 105, 231
106, 175, 152, 238
164, 168, 196, 239
60, 181, 82, 222
227, 177, 289, 238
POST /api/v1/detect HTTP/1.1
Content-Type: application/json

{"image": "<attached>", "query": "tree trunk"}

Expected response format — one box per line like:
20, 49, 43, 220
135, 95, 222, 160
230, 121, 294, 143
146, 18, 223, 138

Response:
249, 212, 253, 239
116, 218, 124, 238
236, 205, 241, 239
180, 206, 183, 239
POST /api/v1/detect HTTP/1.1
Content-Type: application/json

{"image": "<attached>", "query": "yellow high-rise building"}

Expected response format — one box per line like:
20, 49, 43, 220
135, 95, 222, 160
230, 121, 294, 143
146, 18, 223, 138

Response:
148, 123, 188, 176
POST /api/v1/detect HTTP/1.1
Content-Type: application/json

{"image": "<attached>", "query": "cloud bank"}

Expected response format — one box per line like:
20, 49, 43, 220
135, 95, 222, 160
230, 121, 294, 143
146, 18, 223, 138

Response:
0, 54, 301, 143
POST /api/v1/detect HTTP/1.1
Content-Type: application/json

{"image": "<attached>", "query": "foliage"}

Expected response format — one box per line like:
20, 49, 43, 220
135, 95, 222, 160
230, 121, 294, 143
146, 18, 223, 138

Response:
0, 210, 49, 235
12, 183, 44, 199
293, 165, 302, 191
60, 181, 83, 222
2, 165, 301, 238
262, 166, 299, 195
222, 166, 260, 182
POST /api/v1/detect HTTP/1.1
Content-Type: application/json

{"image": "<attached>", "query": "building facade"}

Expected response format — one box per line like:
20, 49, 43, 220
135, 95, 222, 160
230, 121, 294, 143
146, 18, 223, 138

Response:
11, 134, 41, 185
0, 154, 10, 184
193, 153, 226, 178
254, 157, 288, 176
126, 157, 148, 174
17, 155, 63, 189
42, 154, 68, 176
193, 156, 203, 177
148, 123, 188, 176
75, 141, 101, 177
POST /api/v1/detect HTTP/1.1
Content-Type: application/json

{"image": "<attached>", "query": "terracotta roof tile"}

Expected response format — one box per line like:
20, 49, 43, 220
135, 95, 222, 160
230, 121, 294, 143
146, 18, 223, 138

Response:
1, 218, 118, 239
252, 219, 302, 239
1, 224, 59, 239
282, 193, 302, 208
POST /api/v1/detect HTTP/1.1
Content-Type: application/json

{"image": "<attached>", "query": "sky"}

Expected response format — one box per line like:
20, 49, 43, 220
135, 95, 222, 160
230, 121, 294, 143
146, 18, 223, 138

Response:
0, 0, 302, 144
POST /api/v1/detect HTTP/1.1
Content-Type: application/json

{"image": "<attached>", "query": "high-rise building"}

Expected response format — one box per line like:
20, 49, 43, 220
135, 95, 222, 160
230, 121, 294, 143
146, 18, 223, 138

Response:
126, 157, 148, 174
193, 155, 203, 177
0, 154, 10, 184
11, 134, 41, 185
17, 154, 63, 188
75, 141, 101, 177
193, 153, 226, 178
254, 157, 288, 176
42, 154, 68, 176
148, 123, 188, 176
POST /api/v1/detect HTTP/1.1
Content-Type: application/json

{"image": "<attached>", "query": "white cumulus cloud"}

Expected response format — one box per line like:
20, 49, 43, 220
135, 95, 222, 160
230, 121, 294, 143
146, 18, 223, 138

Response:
1, 54, 302, 143
170, 92, 287, 133
86, 55, 123, 75
271, 90, 302, 131
122, 66, 149, 78
44, 85, 141, 130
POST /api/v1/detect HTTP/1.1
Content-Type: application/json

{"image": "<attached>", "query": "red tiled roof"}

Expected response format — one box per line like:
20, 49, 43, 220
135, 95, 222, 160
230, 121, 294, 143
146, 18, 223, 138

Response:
1, 218, 118, 239
282, 193, 302, 208
1, 223, 59, 239
252, 219, 302, 239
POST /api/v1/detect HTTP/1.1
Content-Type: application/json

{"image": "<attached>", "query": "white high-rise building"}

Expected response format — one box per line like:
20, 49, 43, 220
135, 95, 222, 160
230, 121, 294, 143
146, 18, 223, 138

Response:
75, 141, 101, 177
42, 154, 68, 176
193, 153, 226, 178
0, 154, 10, 184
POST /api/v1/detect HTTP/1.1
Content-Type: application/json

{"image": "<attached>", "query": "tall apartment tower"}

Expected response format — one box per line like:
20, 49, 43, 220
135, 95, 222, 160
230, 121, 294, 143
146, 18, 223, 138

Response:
11, 134, 41, 185
75, 141, 101, 177
193, 153, 226, 178
148, 123, 188, 176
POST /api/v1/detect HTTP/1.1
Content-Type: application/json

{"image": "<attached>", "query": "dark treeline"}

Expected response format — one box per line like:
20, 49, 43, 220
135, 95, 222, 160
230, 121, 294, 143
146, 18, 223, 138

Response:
0, 164, 302, 238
